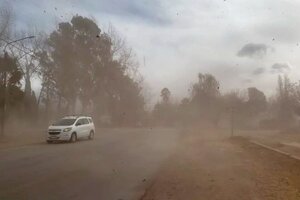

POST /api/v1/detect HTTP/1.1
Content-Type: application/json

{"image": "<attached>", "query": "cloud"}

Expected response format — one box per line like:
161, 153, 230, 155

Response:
252, 67, 265, 75
12, 0, 172, 32
271, 63, 291, 73
11, 0, 300, 101
237, 43, 270, 59
83, 0, 172, 25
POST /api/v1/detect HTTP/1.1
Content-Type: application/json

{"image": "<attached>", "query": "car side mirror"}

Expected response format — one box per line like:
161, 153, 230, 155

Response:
76, 123, 81, 126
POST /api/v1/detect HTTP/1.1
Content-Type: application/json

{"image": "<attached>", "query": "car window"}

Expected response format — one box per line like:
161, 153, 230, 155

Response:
76, 119, 85, 126
53, 118, 76, 126
88, 118, 92, 123
83, 118, 89, 124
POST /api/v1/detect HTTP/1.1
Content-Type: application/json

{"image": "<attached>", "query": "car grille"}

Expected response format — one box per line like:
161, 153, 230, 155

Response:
48, 129, 61, 135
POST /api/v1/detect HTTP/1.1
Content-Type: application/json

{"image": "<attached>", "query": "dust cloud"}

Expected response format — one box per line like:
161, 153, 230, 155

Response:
0, 2, 300, 141
3, 2, 300, 200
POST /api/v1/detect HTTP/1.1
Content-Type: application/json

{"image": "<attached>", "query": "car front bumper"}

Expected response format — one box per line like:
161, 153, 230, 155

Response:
47, 132, 71, 141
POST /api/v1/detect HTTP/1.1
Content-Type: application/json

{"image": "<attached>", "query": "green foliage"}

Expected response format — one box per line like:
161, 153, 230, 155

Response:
161, 88, 171, 103
247, 87, 267, 115
152, 88, 178, 126
152, 73, 269, 129
0, 54, 25, 117
190, 73, 221, 125
38, 15, 145, 126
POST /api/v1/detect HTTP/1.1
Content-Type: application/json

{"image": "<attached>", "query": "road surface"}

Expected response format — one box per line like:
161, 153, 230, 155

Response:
3, 128, 300, 200
0, 128, 179, 200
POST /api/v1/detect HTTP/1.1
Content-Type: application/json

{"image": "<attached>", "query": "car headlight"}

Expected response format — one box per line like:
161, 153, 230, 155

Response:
63, 128, 72, 132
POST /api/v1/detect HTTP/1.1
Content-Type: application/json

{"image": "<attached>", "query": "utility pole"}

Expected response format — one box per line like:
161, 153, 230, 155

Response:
0, 36, 35, 136
230, 106, 234, 137
0, 52, 8, 137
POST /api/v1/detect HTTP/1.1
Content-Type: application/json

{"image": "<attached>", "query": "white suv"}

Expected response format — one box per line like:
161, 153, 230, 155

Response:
47, 116, 95, 143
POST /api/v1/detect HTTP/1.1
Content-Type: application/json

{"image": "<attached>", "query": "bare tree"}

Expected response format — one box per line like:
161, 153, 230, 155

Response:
107, 24, 141, 82
276, 75, 295, 127
12, 29, 45, 97
0, 1, 13, 43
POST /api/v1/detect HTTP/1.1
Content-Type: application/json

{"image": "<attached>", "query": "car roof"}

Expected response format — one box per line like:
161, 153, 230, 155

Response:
62, 116, 78, 119
63, 116, 92, 119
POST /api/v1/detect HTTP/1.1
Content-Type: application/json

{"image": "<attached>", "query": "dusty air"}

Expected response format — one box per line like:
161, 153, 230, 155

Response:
1, 1, 300, 200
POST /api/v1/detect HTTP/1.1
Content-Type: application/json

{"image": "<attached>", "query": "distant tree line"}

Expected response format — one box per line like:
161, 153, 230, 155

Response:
152, 73, 300, 130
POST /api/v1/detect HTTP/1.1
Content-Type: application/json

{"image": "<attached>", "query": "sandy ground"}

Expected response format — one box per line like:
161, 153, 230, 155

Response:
140, 129, 300, 200
0, 129, 46, 150
0, 128, 180, 200
237, 130, 300, 159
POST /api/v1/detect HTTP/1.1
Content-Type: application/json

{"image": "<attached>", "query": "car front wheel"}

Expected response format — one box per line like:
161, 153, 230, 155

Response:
70, 133, 77, 143
89, 130, 94, 140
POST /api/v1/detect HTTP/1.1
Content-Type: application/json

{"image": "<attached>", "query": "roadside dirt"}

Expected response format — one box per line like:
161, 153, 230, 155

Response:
140, 129, 300, 200
238, 130, 300, 160
0, 129, 45, 150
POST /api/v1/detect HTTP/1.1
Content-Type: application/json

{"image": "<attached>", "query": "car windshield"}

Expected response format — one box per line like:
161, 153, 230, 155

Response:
52, 119, 76, 126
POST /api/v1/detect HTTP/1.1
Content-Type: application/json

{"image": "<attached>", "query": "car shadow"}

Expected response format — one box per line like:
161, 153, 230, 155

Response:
46, 138, 93, 145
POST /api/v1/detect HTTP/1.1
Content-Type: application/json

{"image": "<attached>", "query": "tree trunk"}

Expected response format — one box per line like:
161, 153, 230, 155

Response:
81, 98, 88, 114
24, 66, 31, 98
37, 85, 44, 106
45, 86, 50, 122
57, 95, 61, 117
0, 71, 7, 137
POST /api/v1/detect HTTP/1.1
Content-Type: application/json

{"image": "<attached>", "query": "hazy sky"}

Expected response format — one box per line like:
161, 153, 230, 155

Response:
7, 0, 300, 102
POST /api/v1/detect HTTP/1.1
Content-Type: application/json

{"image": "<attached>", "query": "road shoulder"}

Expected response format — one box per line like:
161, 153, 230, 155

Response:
140, 130, 300, 200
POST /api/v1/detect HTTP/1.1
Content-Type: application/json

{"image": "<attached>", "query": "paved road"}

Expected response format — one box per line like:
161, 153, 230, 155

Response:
0, 128, 179, 200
